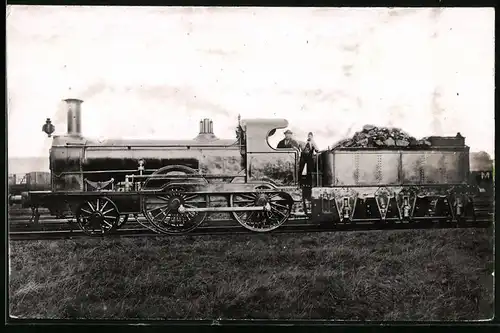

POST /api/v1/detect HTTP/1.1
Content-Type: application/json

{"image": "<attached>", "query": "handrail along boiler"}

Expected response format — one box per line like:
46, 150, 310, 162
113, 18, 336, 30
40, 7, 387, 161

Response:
15, 98, 481, 235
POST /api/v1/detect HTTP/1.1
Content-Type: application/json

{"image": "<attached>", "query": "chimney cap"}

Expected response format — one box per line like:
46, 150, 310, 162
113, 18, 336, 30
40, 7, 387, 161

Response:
63, 98, 84, 103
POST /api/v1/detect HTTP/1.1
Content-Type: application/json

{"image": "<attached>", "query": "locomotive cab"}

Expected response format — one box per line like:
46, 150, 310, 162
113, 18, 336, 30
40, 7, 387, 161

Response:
240, 118, 300, 187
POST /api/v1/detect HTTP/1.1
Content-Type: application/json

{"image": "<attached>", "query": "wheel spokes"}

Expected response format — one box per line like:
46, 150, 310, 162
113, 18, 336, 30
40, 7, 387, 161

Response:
183, 194, 199, 202
102, 220, 113, 227
101, 208, 115, 215
231, 189, 292, 232
270, 201, 290, 210
80, 208, 93, 216
143, 185, 209, 234
100, 200, 108, 212
141, 167, 209, 234
238, 193, 258, 201
76, 197, 120, 236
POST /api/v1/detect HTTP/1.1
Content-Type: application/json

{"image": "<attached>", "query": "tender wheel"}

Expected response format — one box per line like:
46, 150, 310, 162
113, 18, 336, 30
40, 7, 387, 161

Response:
230, 185, 293, 232
115, 215, 129, 229
76, 197, 120, 236
142, 185, 209, 234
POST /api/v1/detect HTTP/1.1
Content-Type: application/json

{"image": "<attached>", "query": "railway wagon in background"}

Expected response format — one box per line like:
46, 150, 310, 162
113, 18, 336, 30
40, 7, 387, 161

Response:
8, 172, 51, 206
11, 98, 487, 236
469, 170, 494, 199
468, 151, 494, 198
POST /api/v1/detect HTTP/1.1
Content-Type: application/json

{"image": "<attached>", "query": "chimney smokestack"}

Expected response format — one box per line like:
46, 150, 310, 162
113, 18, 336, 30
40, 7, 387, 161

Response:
65, 98, 83, 136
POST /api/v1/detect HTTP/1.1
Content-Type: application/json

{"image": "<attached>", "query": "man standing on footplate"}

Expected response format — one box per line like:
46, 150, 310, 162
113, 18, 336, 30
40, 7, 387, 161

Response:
299, 132, 319, 182
277, 130, 300, 149
298, 132, 320, 216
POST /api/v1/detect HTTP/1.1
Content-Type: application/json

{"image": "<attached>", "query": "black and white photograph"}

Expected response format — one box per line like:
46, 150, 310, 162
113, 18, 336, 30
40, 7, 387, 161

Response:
6, 6, 495, 321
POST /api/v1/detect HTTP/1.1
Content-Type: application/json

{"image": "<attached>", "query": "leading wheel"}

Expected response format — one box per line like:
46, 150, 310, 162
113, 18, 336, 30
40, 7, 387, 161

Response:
230, 185, 293, 232
76, 197, 120, 236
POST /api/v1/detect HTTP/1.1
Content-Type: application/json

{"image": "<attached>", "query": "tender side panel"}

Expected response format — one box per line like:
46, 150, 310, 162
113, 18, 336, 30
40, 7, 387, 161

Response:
401, 152, 423, 184
333, 151, 401, 186
354, 151, 400, 186
401, 151, 465, 184
332, 152, 357, 186
428, 152, 460, 183
247, 152, 298, 186
379, 152, 401, 185
322, 148, 468, 187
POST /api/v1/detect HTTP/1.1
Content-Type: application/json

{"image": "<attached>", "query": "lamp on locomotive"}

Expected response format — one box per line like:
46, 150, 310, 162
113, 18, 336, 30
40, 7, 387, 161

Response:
42, 118, 55, 137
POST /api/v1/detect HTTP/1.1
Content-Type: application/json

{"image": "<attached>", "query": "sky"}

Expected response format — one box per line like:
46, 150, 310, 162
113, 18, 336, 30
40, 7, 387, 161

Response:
6, 6, 495, 159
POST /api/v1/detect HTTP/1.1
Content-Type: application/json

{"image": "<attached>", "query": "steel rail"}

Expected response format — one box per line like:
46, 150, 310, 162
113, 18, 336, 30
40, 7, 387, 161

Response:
9, 208, 492, 225
7, 217, 308, 232
8, 218, 493, 241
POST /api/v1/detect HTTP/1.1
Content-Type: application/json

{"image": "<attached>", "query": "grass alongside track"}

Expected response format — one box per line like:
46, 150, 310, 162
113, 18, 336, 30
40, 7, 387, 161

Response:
8, 227, 494, 320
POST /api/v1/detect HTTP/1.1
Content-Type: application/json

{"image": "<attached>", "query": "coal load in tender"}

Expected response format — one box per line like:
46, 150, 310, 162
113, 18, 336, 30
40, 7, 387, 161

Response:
331, 124, 432, 150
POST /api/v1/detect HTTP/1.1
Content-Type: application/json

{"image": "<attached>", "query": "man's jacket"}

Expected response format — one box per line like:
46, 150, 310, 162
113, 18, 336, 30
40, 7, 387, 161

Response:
277, 138, 300, 149
300, 140, 319, 155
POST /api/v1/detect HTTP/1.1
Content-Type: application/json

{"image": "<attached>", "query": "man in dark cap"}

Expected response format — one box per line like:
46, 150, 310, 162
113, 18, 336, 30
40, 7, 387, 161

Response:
299, 132, 320, 182
277, 129, 299, 149
299, 132, 320, 215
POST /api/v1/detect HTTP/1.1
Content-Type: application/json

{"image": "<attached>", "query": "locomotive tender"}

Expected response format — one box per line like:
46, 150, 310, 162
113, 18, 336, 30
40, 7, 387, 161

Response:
15, 98, 479, 235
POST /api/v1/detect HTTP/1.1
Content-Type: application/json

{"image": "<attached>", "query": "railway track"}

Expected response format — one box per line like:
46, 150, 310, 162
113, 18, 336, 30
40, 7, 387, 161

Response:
8, 214, 308, 231
8, 218, 493, 241
8, 197, 494, 241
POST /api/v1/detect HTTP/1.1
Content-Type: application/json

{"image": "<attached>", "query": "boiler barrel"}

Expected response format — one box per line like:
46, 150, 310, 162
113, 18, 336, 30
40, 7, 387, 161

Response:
78, 148, 206, 182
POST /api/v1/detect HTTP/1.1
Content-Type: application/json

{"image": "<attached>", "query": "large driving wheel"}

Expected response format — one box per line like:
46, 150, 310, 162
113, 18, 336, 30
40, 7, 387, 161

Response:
141, 165, 209, 234
230, 185, 293, 232
76, 197, 120, 236
142, 185, 209, 234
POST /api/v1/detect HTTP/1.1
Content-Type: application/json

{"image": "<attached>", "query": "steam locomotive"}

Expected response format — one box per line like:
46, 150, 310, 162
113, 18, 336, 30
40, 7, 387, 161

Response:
11, 98, 486, 235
